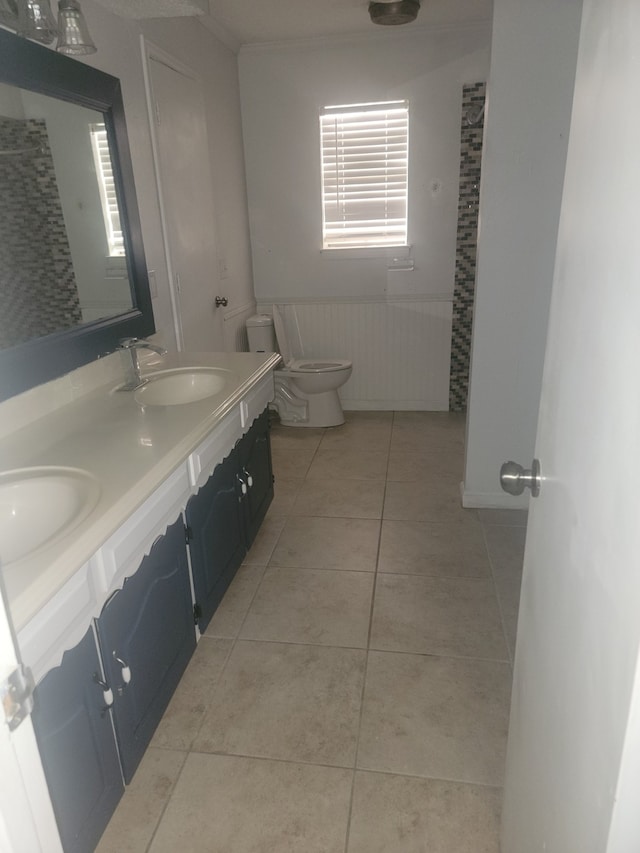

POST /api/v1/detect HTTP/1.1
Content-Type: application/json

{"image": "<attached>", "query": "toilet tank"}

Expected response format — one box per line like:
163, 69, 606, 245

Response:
246, 314, 277, 353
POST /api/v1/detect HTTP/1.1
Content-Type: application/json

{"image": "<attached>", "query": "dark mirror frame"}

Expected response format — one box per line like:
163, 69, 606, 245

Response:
0, 28, 155, 402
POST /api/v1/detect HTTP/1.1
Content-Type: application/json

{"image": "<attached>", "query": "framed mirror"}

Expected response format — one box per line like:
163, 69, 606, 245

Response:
0, 27, 155, 402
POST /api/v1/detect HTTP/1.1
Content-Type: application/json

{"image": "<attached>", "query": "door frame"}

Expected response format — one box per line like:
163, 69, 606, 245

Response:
140, 37, 206, 352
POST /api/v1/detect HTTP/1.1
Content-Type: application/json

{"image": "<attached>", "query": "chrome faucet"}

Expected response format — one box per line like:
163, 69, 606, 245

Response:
117, 337, 167, 391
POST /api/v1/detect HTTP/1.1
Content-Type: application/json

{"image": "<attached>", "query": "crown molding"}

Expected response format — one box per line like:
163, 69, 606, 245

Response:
239, 18, 492, 55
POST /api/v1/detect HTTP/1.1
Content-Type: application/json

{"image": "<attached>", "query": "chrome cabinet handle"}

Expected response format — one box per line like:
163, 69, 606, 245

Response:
93, 673, 114, 716
500, 459, 541, 497
114, 654, 131, 693
243, 468, 253, 488
237, 473, 247, 495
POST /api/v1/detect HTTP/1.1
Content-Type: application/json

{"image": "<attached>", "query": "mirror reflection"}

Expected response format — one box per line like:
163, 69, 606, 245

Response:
0, 82, 134, 350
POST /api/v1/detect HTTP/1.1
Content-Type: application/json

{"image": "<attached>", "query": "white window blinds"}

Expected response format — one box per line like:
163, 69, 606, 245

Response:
89, 123, 125, 257
320, 100, 409, 250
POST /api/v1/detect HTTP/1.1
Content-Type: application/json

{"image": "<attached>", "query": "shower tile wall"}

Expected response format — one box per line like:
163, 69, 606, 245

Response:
449, 82, 486, 412
0, 116, 81, 350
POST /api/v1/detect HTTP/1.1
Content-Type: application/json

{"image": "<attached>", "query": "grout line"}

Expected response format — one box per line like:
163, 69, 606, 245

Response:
480, 523, 517, 669
143, 746, 190, 852
344, 411, 394, 853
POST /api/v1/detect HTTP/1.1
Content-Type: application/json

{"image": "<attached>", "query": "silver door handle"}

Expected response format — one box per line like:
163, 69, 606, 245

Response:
500, 459, 541, 497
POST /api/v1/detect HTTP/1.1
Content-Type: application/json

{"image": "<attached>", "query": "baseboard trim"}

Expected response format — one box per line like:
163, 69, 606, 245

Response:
341, 401, 449, 412
461, 485, 529, 511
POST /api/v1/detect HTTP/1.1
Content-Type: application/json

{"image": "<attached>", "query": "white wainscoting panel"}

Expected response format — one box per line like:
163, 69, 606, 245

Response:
257, 298, 452, 410
223, 302, 256, 351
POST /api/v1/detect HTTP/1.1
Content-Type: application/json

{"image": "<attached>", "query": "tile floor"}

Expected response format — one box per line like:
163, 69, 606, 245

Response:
97, 412, 527, 853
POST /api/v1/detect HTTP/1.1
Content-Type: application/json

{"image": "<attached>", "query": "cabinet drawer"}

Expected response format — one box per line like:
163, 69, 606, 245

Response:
188, 406, 242, 490
188, 374, 274, 490
239, 372, 275, 429
94, 463, 191, 593
18, 559, 100, 685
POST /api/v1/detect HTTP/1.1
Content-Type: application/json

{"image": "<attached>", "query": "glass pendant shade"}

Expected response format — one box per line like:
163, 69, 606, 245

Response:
56, 0, 96, 55
17, 0, 58, 44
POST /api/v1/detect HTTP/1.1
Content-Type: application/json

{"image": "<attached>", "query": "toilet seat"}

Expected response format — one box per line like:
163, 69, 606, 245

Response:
272, 306, 351, 373
287, 359, 352, 373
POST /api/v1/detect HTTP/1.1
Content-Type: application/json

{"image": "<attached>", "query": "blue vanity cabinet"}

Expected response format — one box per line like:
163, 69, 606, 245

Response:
31, 625, 124, 853
236, 408, 274, 547
185, 448, 247, 632
96, 516, 195, 783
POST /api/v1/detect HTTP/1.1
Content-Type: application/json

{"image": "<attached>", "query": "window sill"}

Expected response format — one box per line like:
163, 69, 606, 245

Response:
320, 245, 411, 261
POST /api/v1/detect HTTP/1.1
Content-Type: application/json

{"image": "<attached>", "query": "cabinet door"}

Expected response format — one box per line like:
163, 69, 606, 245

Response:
31, 625, 123, 853
186, 448, 246, 632
97, 517, 195, 783
237, 408, 274, 547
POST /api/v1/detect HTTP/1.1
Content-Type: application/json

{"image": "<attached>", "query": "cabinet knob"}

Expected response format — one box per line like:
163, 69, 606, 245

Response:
237, 473, 248, 495
243, 468, 254, 488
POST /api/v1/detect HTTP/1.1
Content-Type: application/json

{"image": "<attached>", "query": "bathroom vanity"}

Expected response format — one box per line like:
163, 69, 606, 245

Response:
0, 350, 278, 852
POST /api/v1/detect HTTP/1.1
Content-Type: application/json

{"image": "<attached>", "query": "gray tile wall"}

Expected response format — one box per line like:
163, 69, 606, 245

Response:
0, 116, 81, 349
449, 82, 486, 411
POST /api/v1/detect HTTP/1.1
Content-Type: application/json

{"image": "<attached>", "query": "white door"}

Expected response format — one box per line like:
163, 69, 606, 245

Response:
0, 582, 61, 852
144, 45, 224, 352
501, 0, 640, 850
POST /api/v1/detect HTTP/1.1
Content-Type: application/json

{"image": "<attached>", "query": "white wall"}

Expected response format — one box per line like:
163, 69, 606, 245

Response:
40, 1, 255, 351
463, 0, 583, 508
239, 26, 490, 409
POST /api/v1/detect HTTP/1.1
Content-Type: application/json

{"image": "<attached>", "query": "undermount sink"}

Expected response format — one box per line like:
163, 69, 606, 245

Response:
134, 368, 234, 407
0, 467, 101, 567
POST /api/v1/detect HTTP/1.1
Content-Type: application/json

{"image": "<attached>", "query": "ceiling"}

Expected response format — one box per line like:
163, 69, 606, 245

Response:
200, 0, 493, 48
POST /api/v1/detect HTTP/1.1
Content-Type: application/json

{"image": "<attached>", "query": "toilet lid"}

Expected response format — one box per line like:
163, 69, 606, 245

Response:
272, 305, 292, 366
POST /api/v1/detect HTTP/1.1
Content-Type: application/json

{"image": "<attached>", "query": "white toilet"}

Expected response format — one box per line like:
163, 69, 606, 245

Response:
246, 308, 352, 427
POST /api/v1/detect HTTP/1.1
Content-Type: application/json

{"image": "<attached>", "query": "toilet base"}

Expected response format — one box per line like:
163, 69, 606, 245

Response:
273, 378, 346, 428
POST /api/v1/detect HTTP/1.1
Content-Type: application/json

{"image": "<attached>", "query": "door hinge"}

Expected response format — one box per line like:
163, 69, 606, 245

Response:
184, 524, 193, 544
1, 664, 35, 732
193, 603, 202, 625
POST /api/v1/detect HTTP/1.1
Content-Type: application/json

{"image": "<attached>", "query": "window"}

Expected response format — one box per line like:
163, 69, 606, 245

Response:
90, 123, 125, 257
320, 100, 409, 250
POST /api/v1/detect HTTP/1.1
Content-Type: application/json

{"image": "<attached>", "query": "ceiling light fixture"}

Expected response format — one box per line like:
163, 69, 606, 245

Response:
369, 0, 421, 26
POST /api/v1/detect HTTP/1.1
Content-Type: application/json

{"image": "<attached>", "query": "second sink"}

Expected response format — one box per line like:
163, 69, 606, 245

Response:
134, 368, 234, 407
0, 467, 101, 566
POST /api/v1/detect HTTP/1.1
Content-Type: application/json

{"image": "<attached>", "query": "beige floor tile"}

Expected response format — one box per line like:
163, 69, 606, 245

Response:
387, 449, 463, 482
347, 771, 501, 853
378, 519, 490, 577
268, 477, 304, 516
319, 418, 393, 451
149, 753, 352, 853
270, 448, 315, 479
384, 479, 476, 523
151, 638, 233, 751
96, 748, 186, 853
307, 448, 389, 481
357, 651, 511, 785
193, 640, 366, 766
205, 565, 266, 639
483, 524, 527, 578
271, 516, 380, 571
270, 426, 325, 455
293, 478, 385, 518
370, 574, 508, 660
494, 572, 522, 660
242, 515, 286, 565
240, 567, 374, 648
391, 415, 465, 454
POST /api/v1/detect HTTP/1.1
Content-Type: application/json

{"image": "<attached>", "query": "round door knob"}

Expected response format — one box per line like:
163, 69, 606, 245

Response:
500, 459, 541, 497
215, 296, 228, 307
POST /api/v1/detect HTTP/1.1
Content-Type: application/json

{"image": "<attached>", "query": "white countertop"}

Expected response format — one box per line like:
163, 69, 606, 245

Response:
0, 351, 279, 631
